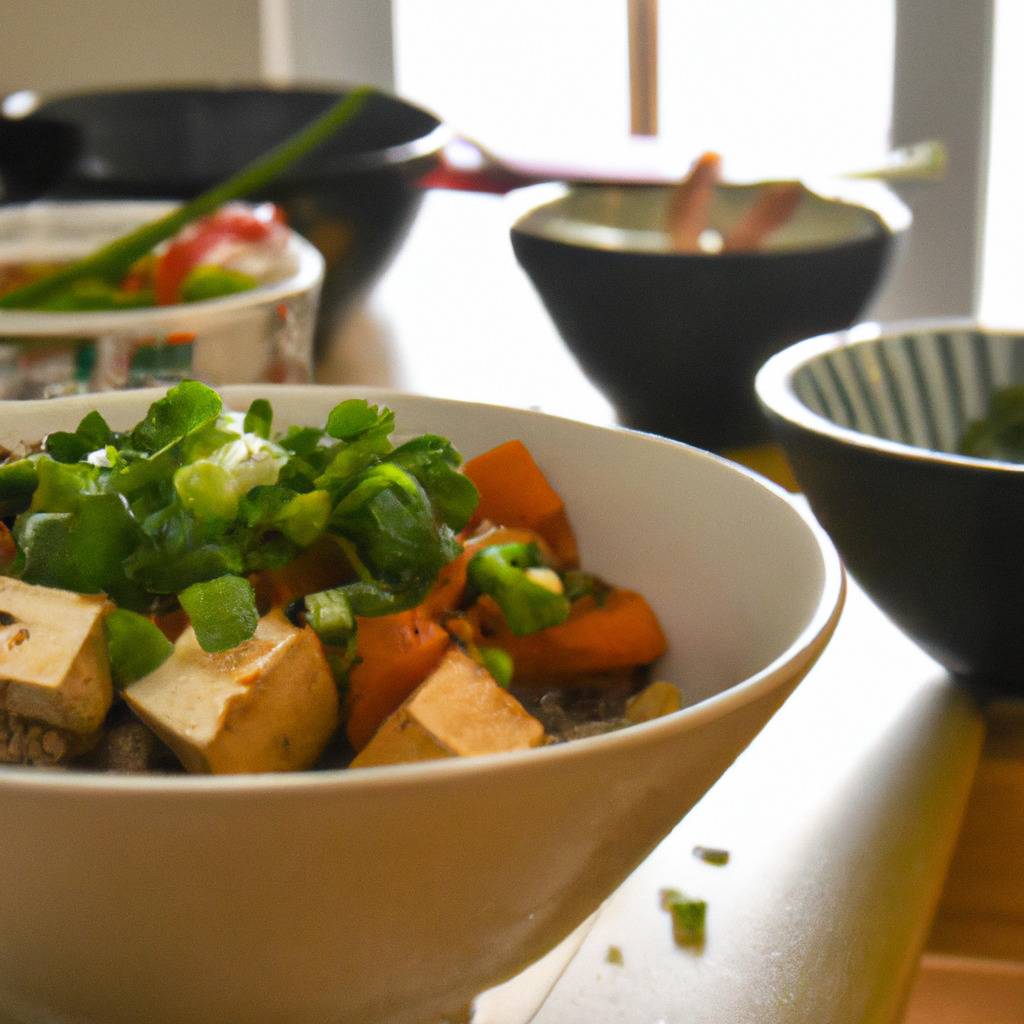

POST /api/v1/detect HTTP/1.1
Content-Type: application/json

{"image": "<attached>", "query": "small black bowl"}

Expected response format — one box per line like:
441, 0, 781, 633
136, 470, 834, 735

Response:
511, 181, 909, 451
0, 85, 448, 356
756, 320, 1024, 693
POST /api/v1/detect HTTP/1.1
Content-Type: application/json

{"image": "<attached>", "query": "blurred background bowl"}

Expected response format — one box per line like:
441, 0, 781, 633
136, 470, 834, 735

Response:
756, 319, 1024, 692
0, 84, 448, 358
0, 200, 324, 398
510, 179, 911, 452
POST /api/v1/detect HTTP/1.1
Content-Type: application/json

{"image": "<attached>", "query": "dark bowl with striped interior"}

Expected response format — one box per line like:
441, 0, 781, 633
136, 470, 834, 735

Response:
755, 320, 1024, 692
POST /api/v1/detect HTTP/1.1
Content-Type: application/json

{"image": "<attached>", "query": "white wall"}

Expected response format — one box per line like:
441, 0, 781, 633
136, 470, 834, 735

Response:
0, 0, 264, 96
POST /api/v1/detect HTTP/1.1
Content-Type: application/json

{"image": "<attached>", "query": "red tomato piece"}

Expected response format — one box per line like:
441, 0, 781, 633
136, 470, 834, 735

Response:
153, 204, 283, 305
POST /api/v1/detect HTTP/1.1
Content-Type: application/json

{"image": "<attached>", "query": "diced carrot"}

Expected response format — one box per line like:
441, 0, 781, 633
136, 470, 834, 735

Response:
345, 609, 451, 750
0, 521, 15, 572
466, 588, 667, 687
462, 440, 579, 567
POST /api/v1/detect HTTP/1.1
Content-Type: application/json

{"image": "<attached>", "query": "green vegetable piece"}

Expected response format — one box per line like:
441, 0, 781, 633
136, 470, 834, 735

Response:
105, 609, 174, 688
325, 399, 394, 441
0, 87, 372, 310
467, 543, 571, 636
0, 458, 40, 517
333, 579, 422, 618
278, 490, 330, 546
178, 574, 259, 653
304, 588, 355, 645
45, 410, 113, 463
479, 646, 514, 687
692, 845, 730, 866
243, 398, 273, 439
173, 461, 239, 521
180, 265, 258, 303
331, 463, 457, 589
278, 425, 324, 456
16, 493, 137, 594
959, 385, 1024, 460
605, 946, 625, 966
387, 435, 479, 532
28, 458, 101, 513
659, 888, 707, 948
131, 380, 223, 453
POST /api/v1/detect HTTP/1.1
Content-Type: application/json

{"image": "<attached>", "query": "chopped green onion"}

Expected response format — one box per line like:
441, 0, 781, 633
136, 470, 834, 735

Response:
104, 609, 173, 688
479, 646, 514, 687
692, 845, 730, 866
659, 888, 707, 948
467, 543, 570, 635
304, 588, 356, 645
178, 575, 259, 652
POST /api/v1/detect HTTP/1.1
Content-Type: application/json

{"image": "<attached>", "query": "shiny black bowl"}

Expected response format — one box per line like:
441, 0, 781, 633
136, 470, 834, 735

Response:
756, 320, 1024, 693
511, 181, 909, 451
0, 85, 448, 356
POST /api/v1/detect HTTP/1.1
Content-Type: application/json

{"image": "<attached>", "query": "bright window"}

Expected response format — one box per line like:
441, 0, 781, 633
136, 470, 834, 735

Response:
393, 0, 895, 180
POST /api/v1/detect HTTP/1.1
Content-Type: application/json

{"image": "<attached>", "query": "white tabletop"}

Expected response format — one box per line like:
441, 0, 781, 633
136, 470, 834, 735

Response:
321, 189, 985, 1024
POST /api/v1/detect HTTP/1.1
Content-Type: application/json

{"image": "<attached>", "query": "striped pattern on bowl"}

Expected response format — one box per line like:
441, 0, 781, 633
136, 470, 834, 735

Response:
791, 328, 1024, 455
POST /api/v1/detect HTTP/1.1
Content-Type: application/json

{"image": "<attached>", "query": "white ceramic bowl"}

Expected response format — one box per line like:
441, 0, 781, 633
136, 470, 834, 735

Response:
0, 385, 844, 1024
0, 201, 324, 398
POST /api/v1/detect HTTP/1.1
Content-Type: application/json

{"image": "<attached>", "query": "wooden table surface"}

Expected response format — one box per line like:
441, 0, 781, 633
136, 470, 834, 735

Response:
321, 189, 987, 1024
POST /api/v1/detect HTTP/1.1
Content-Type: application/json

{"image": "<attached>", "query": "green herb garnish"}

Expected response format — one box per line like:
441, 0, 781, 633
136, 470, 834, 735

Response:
959, 385, 1024, 461
660, 888, 707, 948
692, 845, 730, 866
2, 382, 473, 660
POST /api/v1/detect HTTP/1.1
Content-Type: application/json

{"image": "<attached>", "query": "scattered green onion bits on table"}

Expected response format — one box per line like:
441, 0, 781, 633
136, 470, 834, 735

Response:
660, 888, 707, 948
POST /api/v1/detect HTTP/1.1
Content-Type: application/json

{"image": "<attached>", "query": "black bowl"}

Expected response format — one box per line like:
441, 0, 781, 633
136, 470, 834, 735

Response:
0, 85, 448, 356
511, 181, 910, 451
756, 320, 1024, 693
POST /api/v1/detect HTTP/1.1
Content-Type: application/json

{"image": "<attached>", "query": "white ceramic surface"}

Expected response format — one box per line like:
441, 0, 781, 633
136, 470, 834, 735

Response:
0, 386, 844, 1024
0, 202, 324, 397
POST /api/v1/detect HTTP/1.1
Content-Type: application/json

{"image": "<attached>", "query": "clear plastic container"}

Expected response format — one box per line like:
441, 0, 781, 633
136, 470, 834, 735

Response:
0, 201, 324, 399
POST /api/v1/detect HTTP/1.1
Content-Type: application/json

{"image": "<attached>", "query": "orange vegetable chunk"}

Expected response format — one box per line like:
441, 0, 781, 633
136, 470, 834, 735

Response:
344, 609, 451, 751
468, 588, 667, 686
462, 439, 578, 567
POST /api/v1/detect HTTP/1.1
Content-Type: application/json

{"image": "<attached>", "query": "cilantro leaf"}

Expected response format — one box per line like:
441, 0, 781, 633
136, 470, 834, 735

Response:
131, 380, 222, 453
243, 398, 273, 439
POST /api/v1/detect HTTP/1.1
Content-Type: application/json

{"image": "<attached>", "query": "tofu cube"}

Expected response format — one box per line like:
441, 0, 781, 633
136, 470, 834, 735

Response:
0, 577, 113, 735
351, 647, 546, 768
124, 609, 338, 774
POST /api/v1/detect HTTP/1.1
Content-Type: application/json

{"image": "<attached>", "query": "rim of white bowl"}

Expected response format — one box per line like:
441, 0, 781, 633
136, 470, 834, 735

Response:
0, 384, 846, 795
0, 200, 324, 334
755, 316, 1024, 474
506, 179, 911, 256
